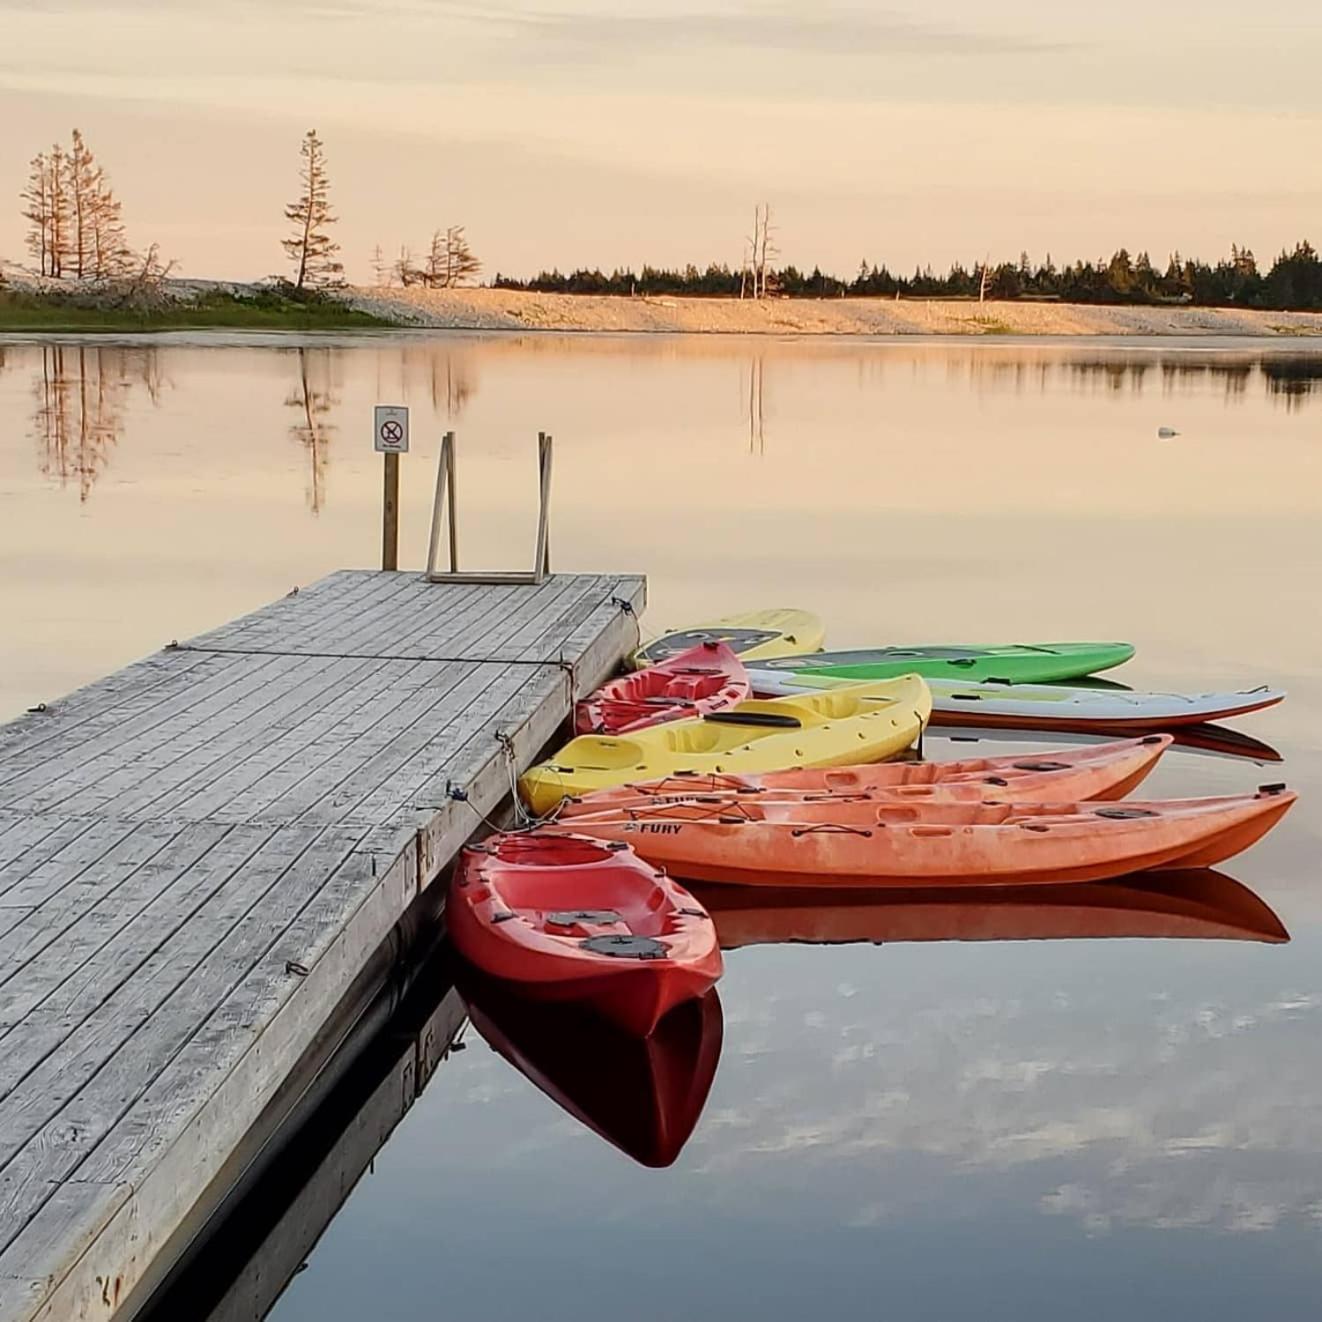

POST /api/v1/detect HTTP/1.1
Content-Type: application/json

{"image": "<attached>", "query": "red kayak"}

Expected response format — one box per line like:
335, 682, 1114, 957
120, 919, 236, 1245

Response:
448, 833, 723, 1035
460, 971, 724, 1167
574, 640, 749, 736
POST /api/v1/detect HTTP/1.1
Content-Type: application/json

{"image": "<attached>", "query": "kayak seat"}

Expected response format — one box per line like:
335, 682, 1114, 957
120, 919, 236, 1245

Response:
580, 934, 668, 960
547, 909, 623, 927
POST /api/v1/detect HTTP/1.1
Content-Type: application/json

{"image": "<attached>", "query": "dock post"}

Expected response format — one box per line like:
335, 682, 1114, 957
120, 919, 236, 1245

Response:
382, 450, 400, 570
373, 404, 410, 571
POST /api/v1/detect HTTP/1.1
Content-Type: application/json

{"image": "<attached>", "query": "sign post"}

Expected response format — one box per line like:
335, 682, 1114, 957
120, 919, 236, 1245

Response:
374, 405, 409, 570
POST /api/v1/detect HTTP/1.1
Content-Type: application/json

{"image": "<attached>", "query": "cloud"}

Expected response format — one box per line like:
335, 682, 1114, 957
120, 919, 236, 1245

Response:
0, 0, 1068, 60
500, 4, 1077, 62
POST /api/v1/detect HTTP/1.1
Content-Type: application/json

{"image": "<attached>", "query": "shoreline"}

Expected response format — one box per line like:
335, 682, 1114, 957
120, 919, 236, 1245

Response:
4, 276, 1322, 338
347, 286, 1322, 338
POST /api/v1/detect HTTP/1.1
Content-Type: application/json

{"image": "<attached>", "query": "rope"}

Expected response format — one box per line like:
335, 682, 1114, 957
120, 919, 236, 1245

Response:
446, 732, 575, 838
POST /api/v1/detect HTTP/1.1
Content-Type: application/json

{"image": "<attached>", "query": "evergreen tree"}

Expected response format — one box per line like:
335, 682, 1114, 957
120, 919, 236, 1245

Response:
444, 226, 481, 286
47, 143, 70, 278
282, 130, 342, 291
20, 153, 53, 275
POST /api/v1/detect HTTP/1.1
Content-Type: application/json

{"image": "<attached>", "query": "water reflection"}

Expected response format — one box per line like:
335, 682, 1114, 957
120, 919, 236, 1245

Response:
955, 349, 1322, 408
936, 723, 1284, 766
285, 347, 337, 515
461, 973, 724, 1168
27, 343, 168, 501
693, 870, 1289, 949
140, 955, 468, 1322
6, 337, 1321, 521
746, 354, 766, 454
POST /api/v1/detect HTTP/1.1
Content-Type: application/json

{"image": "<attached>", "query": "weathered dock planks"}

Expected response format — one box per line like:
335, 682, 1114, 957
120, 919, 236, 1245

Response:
0, 569, 645, 1321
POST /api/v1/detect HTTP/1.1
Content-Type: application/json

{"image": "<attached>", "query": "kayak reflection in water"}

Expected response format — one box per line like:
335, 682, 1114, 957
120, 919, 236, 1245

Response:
458, 970, 724, 1168
689, 868, 1289, 950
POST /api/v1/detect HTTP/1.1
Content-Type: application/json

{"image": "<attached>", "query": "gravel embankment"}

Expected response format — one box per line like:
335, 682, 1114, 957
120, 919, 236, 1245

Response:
345, 285, 1322, 337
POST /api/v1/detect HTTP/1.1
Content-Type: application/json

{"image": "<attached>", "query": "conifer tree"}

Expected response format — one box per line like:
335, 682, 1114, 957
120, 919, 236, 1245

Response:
282, 129, 342, 290
20, 153, 53, 275
47, 143, 70, 278
444, 226, 481, 286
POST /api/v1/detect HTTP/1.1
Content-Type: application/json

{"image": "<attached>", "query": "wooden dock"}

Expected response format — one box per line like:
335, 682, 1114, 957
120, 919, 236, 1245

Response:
0, 569, 645, 1321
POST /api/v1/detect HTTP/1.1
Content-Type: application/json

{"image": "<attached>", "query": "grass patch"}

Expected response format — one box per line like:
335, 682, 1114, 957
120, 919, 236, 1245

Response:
0, 287, 393, 332
966, 315, 1016, 335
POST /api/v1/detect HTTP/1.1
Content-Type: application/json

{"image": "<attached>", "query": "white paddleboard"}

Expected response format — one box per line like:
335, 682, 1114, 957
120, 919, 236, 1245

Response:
746, 669, 1285, 732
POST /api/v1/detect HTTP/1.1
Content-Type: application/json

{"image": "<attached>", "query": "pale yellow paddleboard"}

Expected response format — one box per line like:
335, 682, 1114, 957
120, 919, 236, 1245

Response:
631, 609, 825, 669
519, 675, 931, 815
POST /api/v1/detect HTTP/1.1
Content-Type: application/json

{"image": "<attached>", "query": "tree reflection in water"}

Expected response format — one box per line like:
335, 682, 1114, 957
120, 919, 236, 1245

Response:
29, 344, 167, 502
746, 353, 765, 454
285, 346, 337, 515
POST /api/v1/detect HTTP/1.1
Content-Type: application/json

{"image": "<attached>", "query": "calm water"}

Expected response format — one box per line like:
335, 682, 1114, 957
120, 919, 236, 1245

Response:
2, 331, 1320, 1320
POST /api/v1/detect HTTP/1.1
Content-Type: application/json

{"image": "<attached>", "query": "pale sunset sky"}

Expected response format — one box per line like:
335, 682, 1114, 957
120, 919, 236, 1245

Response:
3, 0, 1321, 282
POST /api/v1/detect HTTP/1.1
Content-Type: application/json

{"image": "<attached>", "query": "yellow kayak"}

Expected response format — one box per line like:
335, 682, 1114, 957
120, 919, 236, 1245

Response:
519, 675, 932, 815
631, 608, 825, 669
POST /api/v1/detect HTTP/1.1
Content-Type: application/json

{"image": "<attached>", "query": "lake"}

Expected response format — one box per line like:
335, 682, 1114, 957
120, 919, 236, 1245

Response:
1, 331, 1320, 1320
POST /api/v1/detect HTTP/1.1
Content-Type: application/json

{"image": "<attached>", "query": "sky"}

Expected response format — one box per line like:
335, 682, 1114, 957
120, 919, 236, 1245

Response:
3, 0, 1322, 282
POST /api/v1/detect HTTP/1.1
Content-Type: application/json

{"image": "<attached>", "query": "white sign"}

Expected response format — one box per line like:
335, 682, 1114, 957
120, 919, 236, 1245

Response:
374, 404, 410, 454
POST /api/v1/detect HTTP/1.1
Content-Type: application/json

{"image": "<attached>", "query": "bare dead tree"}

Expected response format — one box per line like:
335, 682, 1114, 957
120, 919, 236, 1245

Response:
979, 253, 991, 304
282, 129, 342, 291
757, 204, 777, 298
394, 244, 421, 287
742, 204, 776, 299
742, 208, 758, 299
111, 243, 178, 307
371, 243, 389, 286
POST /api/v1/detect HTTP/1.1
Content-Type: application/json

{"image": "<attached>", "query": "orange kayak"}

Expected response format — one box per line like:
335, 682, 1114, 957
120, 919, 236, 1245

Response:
447, 833, 723, 1035
574, 640, 749, 736
554, 734, 1172, 817
691, 870, 1289, 948
460, 972, 723, 1167
549, 786, 1295, 888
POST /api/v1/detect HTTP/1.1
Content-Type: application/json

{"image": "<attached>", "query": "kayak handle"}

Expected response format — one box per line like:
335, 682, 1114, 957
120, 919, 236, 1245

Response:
705, 711, 803, 729
790, 823, 873, 838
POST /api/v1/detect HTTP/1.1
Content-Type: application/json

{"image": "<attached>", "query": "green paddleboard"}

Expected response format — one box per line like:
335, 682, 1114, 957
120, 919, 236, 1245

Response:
755, 641, 1135, 685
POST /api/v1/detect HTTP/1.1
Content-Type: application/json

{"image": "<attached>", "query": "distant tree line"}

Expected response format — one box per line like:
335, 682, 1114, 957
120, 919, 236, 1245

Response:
493, 242, 1322, 311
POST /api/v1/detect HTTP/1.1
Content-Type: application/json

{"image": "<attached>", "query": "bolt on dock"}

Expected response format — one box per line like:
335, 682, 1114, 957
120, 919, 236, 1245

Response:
0, 568, 645, 1321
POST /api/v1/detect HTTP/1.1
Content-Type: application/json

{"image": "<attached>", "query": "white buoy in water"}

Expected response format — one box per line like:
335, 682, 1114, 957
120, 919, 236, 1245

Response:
1157, 426, 1179, 438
